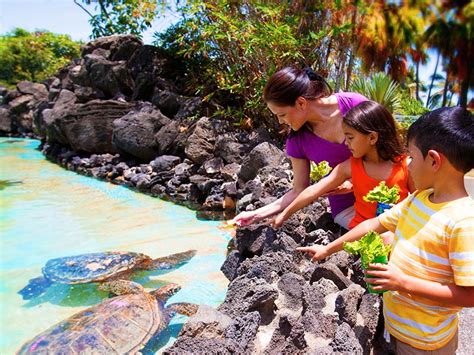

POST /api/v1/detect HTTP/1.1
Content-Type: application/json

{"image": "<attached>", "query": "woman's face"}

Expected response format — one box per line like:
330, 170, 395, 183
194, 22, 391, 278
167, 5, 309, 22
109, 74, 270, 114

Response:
267, 99, 307, 131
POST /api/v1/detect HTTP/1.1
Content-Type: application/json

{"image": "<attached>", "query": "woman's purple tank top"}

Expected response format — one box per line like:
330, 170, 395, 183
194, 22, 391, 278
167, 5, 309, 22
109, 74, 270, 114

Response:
285, 92, 367, 217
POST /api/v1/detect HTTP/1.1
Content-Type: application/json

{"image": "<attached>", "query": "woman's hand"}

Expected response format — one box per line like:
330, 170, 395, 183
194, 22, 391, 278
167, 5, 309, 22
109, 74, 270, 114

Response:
232, 210, 261, 227
322, 180, 353, 196
364, 262, 407, 292
295, 245, 330, 262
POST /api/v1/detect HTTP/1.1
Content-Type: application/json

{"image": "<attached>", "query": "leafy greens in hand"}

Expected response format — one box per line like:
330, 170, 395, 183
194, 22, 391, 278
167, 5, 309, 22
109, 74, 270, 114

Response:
310, 160, 332, 183
343, 231, 391, 269
363, 181, 400, 204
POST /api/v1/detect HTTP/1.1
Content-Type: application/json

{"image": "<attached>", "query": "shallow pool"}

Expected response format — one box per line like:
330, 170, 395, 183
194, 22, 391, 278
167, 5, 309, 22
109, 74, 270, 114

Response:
0, 138, 231, 354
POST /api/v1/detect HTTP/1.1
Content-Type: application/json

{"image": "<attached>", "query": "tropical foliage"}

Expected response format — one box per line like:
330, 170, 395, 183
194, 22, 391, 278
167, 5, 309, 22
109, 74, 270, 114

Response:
0, 28, 81, 87
350, 72, 402, 113
155, 0, 371, 128
75, 0, 170, 39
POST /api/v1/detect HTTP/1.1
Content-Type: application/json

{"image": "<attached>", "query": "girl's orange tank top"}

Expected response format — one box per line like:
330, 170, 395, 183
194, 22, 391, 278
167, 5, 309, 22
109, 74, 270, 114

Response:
349, 156, 410, 229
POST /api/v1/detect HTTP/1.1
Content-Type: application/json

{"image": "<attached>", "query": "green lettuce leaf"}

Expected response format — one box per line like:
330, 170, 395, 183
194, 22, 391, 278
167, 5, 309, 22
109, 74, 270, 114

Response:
343, 231, 391, 268
310, 160, 332, 183
363, 181, 400, 204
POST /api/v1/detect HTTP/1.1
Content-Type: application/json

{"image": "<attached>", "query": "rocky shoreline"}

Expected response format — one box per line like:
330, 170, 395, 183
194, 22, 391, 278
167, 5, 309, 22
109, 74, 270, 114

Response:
6, 34, 470, 354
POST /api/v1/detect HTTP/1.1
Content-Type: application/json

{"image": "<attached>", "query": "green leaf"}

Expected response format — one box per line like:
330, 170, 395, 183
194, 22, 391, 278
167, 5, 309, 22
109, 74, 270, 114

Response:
310, 161, 332, 183
363, 181, 401, 204
343, 231, 391, 268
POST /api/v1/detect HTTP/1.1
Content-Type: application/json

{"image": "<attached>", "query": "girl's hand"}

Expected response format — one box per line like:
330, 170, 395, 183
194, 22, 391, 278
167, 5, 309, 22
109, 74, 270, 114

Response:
322, 180, 353, 196
296, 245, 330, 262
364, 262, 407, 292
269, 213, 286, 229
232, 210, 261, 227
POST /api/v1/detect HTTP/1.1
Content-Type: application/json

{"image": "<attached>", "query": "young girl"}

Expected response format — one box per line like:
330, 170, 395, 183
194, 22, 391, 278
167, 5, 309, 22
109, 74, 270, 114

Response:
271, 100, 414, 230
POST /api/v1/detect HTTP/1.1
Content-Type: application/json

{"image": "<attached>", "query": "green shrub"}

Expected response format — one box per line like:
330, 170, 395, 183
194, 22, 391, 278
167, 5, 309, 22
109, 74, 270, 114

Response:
396, 90, 429, 116
0, 28, 81, 87
350, 72, 402, 113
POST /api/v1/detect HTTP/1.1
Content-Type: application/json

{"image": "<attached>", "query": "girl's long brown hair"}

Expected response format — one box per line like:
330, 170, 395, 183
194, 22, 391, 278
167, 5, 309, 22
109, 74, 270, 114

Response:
343, 101, 405, 162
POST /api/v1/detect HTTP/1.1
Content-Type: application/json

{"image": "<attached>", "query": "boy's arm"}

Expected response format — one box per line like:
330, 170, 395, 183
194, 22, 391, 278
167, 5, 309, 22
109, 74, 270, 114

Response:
368, 213, 474, 307
366, 264, 474, 307
272, 160, 351, 228
297, 217, 388, 261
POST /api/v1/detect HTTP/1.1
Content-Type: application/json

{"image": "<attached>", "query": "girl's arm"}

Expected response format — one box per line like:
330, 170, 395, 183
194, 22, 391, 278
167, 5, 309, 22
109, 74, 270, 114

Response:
232, 157, 310, 226
271, 160, 351, 228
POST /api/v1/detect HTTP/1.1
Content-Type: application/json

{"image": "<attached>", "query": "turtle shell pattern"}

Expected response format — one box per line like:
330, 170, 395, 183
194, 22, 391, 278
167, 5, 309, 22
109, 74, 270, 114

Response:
18, 291, 168, 354
42, 252, 150, 284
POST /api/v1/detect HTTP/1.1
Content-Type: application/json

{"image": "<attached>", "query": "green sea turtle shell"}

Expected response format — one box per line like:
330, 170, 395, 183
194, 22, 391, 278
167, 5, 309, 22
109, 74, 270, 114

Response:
18, 291, 168, 354
42, 252, 151, 284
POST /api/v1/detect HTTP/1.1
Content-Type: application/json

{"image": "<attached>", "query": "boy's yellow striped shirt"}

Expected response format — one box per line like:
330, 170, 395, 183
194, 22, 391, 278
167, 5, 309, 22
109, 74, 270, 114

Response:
378, 189, 474, 350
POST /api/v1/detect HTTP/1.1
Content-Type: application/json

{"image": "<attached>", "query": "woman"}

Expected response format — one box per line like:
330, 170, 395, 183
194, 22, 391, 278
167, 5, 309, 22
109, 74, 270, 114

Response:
233, 67, 367, 229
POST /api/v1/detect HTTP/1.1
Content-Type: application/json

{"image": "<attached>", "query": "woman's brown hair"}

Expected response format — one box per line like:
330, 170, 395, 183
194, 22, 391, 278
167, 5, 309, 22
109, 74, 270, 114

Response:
263, 67, 332, 106
343, 100, 405, 162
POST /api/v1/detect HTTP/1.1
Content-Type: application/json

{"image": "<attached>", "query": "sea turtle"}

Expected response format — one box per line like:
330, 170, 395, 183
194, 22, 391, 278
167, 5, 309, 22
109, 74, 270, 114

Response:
18, 280, 199, 354
19, 250, 196, 299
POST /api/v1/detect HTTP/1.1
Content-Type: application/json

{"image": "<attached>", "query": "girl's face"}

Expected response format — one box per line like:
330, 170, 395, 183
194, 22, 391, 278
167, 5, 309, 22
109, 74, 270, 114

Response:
267, 98, 307, 131
342, 123, 376, 158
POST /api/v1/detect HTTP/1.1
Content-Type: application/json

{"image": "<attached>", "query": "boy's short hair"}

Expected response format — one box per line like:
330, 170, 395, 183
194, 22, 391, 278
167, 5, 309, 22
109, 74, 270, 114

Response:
407, 106, 474, 173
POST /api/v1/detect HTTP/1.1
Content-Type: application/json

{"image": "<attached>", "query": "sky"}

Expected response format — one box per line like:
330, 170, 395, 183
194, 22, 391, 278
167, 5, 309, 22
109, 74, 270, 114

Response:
0, 0, 179, 44
0, 0, 443, 106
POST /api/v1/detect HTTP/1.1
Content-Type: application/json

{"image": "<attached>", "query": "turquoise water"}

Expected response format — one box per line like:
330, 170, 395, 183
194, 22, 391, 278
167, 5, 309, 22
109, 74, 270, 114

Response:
0, 139, 231, 354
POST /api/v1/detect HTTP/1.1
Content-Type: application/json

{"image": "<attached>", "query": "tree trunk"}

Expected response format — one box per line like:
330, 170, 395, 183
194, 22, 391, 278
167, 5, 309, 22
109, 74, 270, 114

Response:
459, 63, 472, 107
415, 60, 420, 101
346, 49, 355, 91
442, 73, 449, 107
345, 1, 359, 91
427, 51, 440, 107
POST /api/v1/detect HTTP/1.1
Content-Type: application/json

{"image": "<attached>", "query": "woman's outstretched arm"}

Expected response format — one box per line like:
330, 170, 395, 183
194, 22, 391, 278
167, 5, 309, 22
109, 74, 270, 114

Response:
232, 157, 310, 226
271, 160, 351, 228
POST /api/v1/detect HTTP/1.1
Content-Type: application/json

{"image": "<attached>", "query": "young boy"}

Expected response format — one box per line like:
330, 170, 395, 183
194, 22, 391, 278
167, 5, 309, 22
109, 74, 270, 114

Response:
297, 106, 474, 353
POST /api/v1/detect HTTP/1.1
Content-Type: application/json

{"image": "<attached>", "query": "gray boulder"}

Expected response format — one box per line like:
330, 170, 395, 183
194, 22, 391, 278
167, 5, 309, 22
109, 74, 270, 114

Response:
238, 142, 286, 182
0, 106, 12, 132
329, 322, 363, 354
310, 262, 353, 290
150, 155, 181, 172
185, 117, 217, 164
218, 275, 278, 323
81, 34, 143, 60
44, 99, 133, 153
335, 283, 366, 327
112, 103, 171, 161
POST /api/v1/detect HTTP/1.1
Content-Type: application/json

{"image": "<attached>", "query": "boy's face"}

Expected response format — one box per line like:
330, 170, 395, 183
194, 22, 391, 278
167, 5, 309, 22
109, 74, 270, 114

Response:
407, 140, 434, 190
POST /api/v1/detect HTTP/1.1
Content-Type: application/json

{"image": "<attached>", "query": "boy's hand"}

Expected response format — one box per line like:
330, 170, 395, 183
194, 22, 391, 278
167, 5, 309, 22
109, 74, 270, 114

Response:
296, 245, 330, 262
364, 262, 407, 292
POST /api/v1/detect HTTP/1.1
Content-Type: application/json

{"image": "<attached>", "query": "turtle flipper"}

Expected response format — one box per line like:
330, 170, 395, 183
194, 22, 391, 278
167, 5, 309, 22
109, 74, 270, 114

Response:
99, 280, 144, 295
166, 302, 199, 317
18, 276, 52, 300
150, 283, 181, 302
147, 250, 197, 270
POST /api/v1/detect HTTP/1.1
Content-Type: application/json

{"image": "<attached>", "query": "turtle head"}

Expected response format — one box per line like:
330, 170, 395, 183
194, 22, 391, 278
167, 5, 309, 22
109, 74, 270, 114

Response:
99, 280, 144, 295
150, 283, 181, 302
